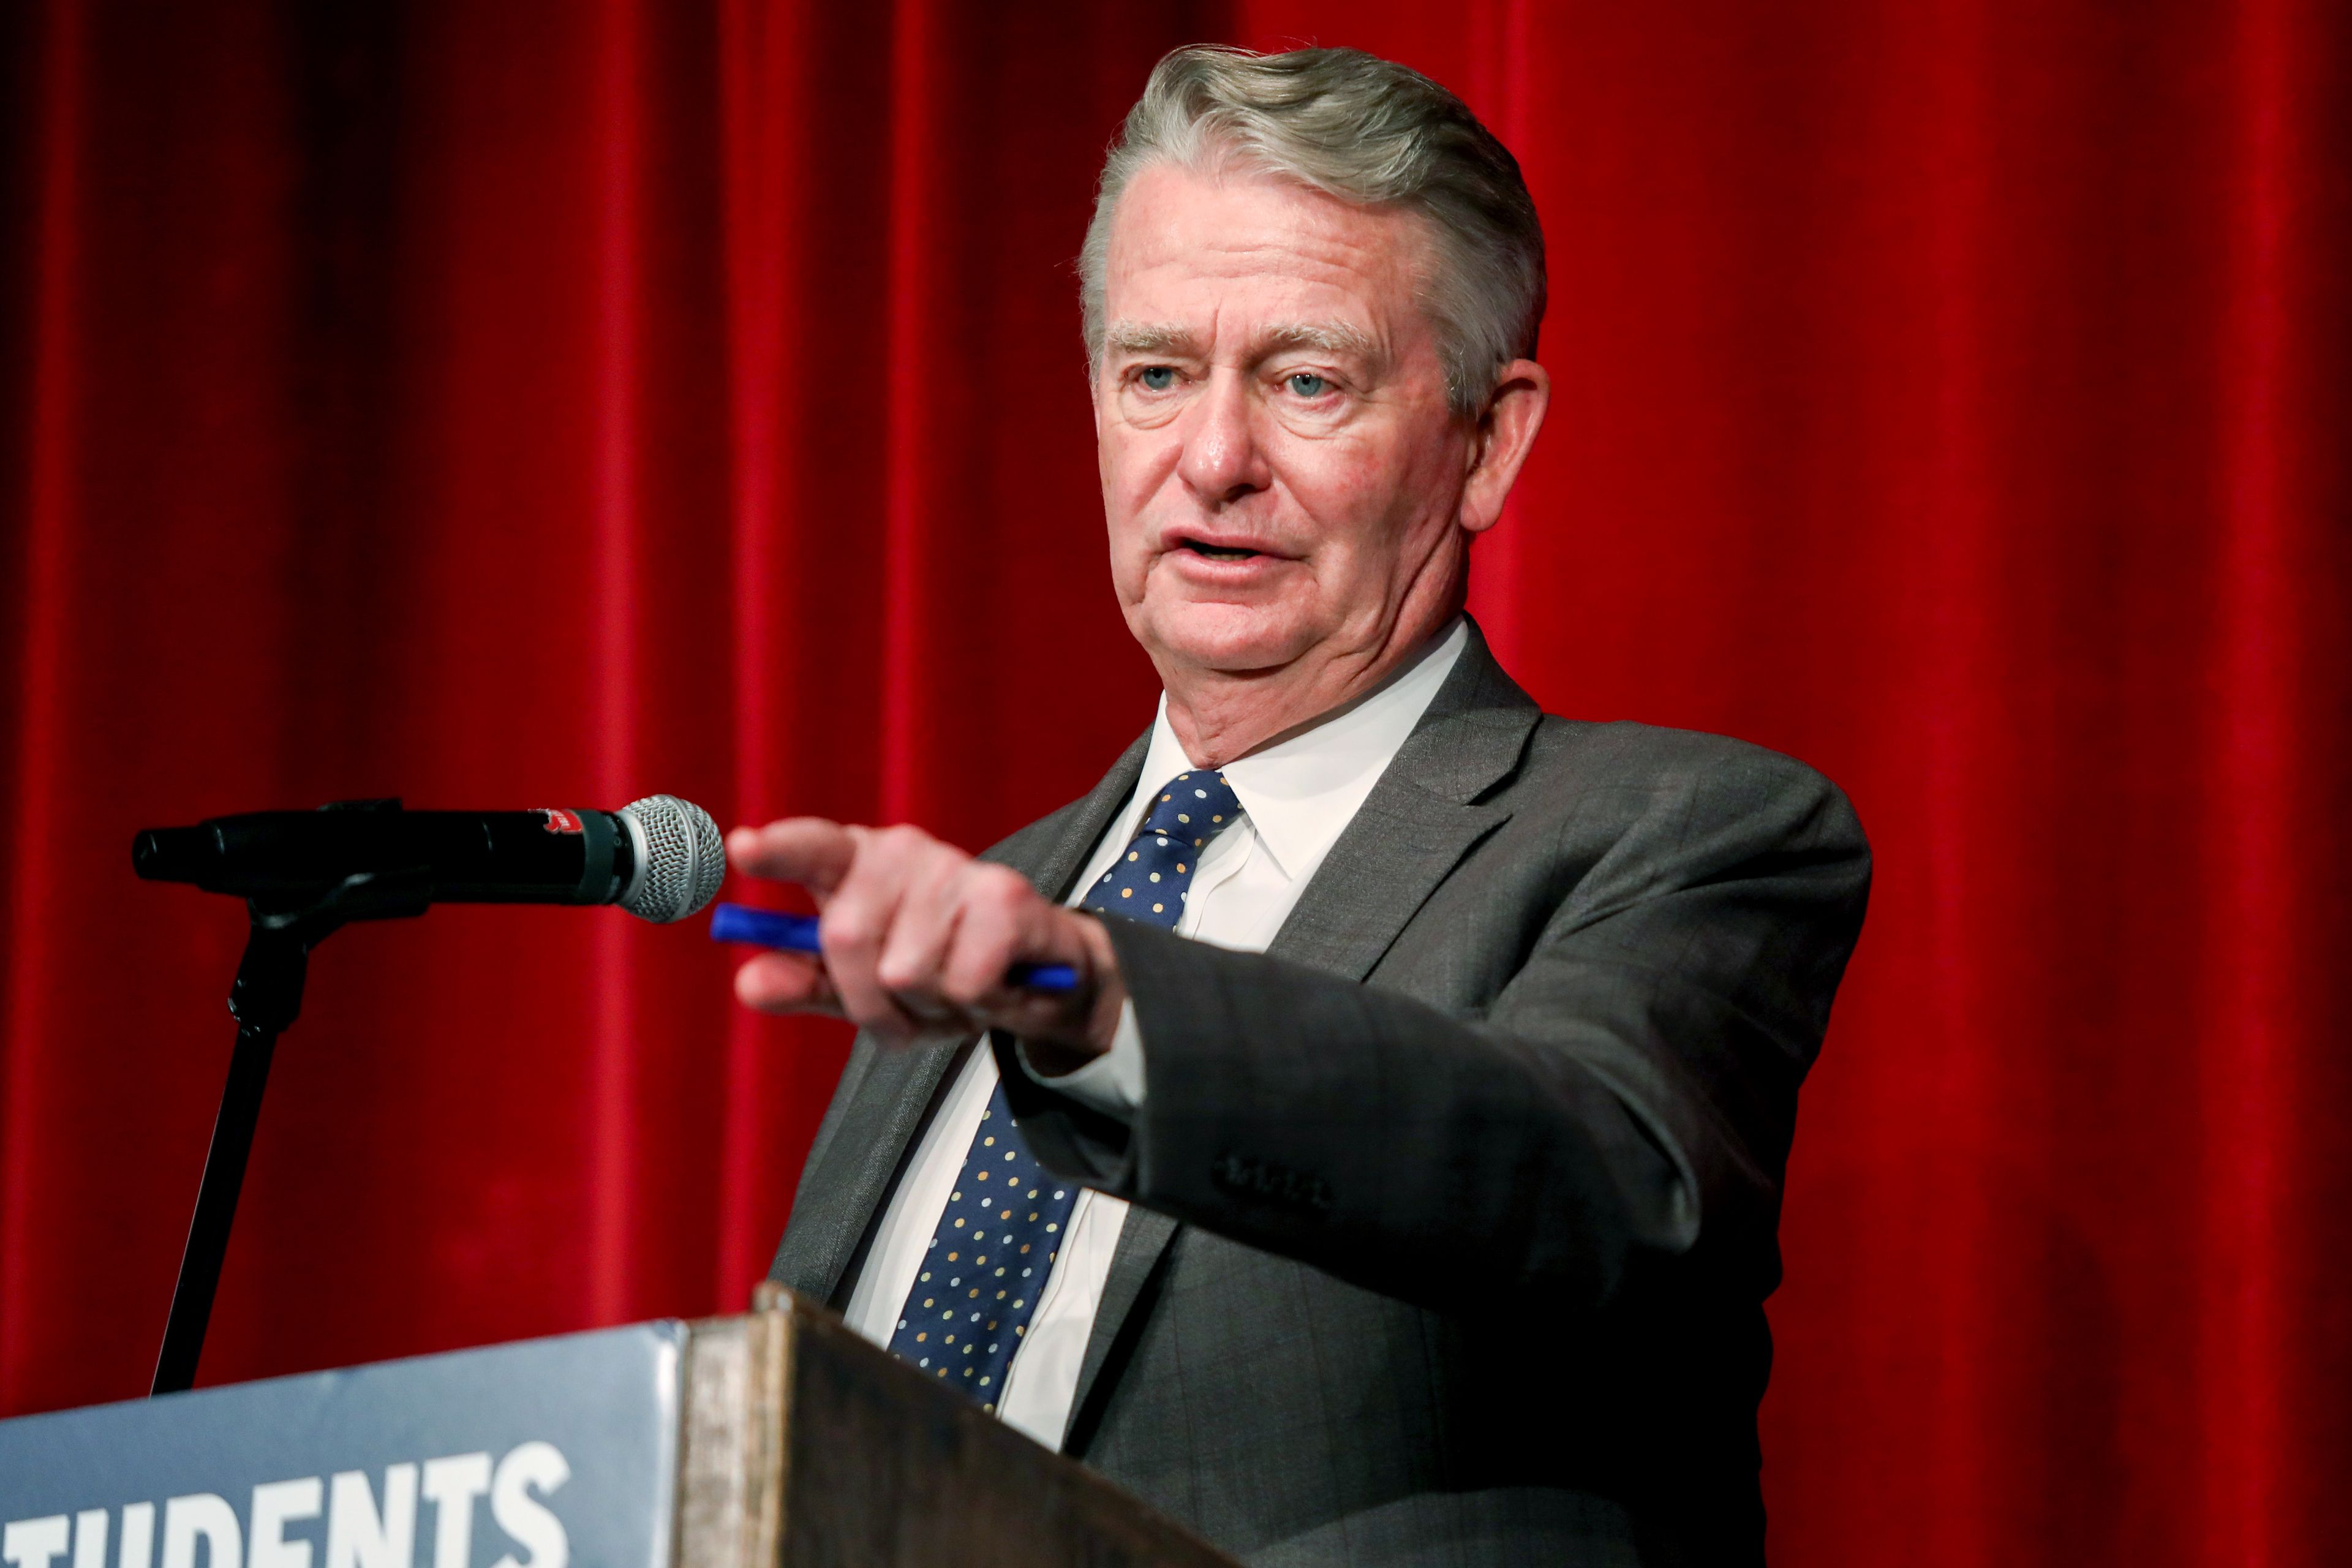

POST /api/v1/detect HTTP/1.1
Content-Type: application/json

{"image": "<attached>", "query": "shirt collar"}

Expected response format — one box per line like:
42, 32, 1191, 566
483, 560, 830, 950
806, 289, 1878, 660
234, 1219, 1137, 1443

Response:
1132, 617, 1468, 883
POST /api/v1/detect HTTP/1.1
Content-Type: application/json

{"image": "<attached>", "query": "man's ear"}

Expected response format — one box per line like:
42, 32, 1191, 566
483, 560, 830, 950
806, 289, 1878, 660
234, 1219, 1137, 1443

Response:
1460, 358, 1550, 535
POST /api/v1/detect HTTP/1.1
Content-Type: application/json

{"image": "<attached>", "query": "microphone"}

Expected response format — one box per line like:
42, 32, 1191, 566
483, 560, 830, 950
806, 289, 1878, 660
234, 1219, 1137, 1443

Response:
133, 795, 727, 923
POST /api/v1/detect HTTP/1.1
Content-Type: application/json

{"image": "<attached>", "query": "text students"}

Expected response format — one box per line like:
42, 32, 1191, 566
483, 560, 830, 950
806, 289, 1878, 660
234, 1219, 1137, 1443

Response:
731, 47, 1870, 1568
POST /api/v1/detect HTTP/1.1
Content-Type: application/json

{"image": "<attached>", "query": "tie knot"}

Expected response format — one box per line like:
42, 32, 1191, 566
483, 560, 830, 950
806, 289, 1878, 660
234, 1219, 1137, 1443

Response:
1080, 771, 1245, 929
1139, 770, 1243, 848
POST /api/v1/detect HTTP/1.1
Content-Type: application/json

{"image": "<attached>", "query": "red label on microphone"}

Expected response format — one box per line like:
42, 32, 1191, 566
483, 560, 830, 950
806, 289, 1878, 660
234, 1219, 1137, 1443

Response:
538, 808, 586, 834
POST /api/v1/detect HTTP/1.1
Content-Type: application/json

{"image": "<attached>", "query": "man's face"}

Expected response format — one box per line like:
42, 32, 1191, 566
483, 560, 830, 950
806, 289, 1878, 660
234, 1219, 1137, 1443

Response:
1094, 162, 1480, 680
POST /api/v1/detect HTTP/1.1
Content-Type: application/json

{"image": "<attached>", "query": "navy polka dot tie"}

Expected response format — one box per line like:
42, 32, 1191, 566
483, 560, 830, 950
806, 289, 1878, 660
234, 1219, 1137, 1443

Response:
1080, 769, 1245, 927
886, 770, 1245, 1411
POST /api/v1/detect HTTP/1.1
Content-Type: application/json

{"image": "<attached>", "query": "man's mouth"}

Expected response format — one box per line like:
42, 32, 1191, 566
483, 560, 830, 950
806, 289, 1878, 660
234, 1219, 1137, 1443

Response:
1178, 538, 1265, 562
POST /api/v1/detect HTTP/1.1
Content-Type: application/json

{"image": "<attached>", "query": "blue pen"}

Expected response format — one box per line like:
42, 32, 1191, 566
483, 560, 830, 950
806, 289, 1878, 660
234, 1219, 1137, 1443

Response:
709, 901, 1080, 993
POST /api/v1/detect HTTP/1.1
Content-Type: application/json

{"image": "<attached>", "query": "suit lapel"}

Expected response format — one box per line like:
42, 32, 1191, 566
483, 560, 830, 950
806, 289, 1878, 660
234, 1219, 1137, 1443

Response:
767, 1038, 963, 1303
771, 733, 1154, 1306
1264, 630, 1537, 980
1066, 621, 1540, 1441
1011, 729, 1155, 903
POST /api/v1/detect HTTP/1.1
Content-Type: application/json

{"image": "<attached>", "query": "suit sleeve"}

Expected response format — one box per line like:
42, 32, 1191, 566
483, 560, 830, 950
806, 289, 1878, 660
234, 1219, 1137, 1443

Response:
994, 744, 1871, 1315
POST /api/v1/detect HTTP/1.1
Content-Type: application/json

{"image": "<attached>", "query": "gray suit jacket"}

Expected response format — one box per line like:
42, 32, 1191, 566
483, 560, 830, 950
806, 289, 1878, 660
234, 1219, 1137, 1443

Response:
768, 624, 1871, 1566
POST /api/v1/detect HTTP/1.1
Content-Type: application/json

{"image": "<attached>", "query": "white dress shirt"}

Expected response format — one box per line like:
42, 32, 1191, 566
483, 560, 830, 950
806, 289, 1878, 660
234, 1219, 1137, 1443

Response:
840, 618, 1468, 1449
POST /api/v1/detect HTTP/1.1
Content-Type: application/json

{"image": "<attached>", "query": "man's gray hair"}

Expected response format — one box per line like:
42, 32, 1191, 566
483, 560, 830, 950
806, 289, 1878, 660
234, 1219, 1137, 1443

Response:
1079, 45, 1546, 417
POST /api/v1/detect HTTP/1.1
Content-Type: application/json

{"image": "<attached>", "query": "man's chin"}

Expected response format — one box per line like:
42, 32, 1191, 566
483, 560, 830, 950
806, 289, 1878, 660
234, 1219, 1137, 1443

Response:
1137, 603, 1319, 677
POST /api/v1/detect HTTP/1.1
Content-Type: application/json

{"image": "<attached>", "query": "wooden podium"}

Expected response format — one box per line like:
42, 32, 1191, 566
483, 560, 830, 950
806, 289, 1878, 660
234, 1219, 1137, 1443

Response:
0, 1289, 1234, 1567
683, 1288, 1234, 1567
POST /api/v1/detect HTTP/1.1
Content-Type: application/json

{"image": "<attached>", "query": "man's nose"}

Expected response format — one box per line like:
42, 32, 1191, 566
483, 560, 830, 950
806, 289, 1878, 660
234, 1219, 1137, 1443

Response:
1174, 372, 1271, 507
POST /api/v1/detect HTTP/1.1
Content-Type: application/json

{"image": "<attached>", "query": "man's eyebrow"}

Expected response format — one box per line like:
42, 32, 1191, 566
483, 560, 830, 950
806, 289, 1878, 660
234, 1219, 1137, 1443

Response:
1250, 321, 1380, 362
1102, 323, 1202, 358
1099, 320, 1382, 364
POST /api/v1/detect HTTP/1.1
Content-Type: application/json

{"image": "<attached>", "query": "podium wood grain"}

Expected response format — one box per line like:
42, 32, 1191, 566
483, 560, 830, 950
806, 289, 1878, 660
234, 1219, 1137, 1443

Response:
677, 1289, 1237, 1567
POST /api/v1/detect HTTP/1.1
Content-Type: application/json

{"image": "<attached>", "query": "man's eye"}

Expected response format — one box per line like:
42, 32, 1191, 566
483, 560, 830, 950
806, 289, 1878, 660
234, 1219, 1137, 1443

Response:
1286, 372, 1330, 398
1137, 365, 1177, 392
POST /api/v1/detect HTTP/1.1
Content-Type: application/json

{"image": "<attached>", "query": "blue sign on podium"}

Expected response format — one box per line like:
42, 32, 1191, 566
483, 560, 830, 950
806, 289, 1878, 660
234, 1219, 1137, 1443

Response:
0, 1323, 682, 1568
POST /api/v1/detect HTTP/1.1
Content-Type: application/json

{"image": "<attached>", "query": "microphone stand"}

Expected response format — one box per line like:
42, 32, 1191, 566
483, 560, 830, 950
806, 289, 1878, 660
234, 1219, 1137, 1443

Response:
151, 858, 429, 1396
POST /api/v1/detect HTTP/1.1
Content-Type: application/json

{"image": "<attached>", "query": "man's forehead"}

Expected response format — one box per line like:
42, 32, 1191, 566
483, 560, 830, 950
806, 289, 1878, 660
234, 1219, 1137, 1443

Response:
1107, 165, 1430, 296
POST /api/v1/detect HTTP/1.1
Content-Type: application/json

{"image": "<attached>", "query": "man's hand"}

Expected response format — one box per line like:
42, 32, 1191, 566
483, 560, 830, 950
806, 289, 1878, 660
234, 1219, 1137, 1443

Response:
726, 818, 1123, 1062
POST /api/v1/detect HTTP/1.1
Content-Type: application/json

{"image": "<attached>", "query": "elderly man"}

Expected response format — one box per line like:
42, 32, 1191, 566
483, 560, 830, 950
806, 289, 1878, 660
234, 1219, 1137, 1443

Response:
733, 45, 1869, 1567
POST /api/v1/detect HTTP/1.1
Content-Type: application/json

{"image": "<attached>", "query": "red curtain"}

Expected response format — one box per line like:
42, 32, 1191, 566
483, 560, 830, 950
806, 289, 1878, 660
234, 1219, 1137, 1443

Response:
3, 2, 2346, 1561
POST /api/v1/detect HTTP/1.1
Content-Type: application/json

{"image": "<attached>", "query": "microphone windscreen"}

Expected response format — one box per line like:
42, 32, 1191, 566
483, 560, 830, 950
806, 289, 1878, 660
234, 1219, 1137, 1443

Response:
617, 795, 725, 922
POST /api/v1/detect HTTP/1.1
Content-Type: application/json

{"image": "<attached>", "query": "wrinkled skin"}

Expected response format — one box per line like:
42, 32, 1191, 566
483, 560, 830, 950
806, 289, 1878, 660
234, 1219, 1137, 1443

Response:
731, 160, 1549, 1061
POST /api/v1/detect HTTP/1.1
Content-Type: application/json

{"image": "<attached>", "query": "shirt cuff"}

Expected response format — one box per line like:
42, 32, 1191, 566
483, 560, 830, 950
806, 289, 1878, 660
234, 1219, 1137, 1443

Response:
1016, 997, 1146, 1117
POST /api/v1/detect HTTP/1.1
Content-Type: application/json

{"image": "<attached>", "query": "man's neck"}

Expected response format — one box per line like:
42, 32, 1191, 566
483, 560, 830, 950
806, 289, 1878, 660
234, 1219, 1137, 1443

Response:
1161, 614, 1461, 767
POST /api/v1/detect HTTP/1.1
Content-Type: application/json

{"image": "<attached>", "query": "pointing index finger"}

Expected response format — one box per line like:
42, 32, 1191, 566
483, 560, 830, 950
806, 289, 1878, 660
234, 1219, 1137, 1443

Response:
726, 817, 859, 895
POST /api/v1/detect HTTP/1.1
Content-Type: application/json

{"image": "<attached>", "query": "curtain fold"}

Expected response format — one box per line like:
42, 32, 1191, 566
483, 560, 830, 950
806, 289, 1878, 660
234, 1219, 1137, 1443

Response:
2, 3, 2345, 1562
